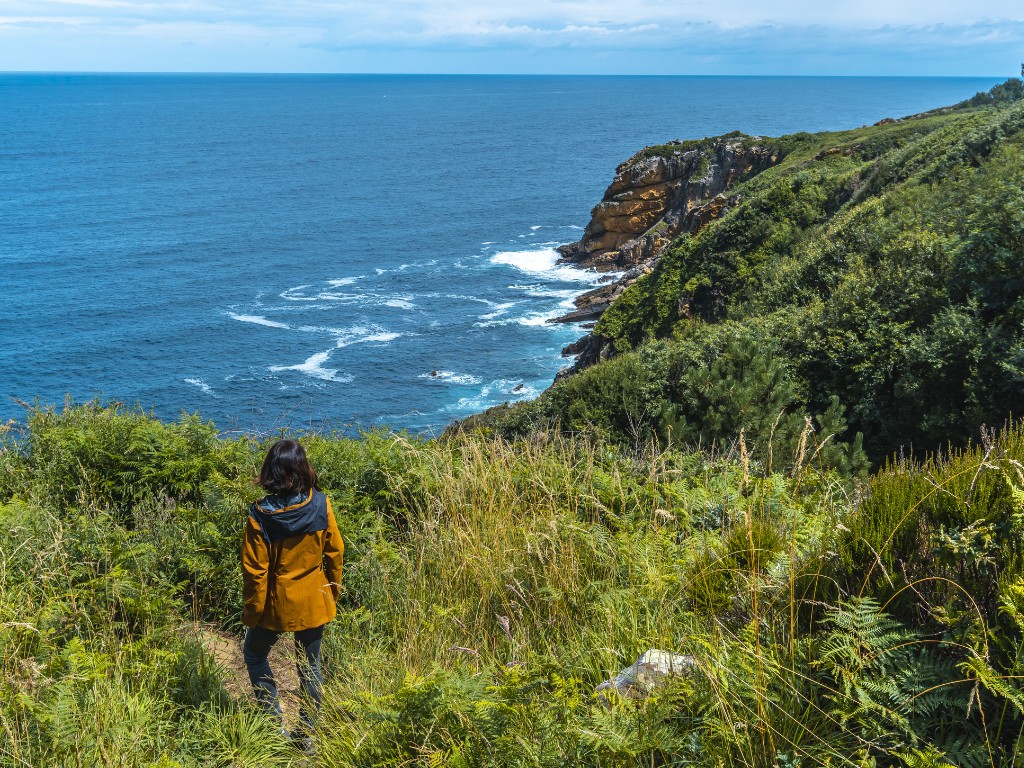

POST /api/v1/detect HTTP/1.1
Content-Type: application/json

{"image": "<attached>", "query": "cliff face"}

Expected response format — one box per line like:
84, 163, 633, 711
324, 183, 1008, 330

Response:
553, 134, 781, 370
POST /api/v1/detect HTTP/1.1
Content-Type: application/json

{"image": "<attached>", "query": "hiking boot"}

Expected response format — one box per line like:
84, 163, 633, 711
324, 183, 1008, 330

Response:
292, 734, 315, 756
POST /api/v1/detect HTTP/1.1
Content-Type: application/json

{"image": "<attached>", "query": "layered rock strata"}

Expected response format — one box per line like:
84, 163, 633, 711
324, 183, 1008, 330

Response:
553, 135, 781, 376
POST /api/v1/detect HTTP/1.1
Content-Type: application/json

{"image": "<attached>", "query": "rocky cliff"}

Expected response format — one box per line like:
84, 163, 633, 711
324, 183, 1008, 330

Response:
553, 133, 781, 373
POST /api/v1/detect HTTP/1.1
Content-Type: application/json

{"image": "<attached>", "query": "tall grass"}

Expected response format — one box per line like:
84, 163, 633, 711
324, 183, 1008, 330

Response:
3, 403, 1024, 766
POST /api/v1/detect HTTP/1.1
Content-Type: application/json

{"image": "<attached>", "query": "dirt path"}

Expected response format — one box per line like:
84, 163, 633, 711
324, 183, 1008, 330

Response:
197, 624, 303, 727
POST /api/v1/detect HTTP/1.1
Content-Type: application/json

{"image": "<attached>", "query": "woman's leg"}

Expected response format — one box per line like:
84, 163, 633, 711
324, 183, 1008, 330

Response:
242, 626, 283, 722
293, 624, 325, 731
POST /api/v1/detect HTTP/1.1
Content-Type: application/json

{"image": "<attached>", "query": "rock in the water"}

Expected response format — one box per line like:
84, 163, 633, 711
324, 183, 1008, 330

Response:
561, 336, 591, 357
595, 649, 695, 700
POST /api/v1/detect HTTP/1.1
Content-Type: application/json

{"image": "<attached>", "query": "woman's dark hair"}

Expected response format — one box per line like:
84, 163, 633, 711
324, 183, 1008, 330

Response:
259, 439, 318, 497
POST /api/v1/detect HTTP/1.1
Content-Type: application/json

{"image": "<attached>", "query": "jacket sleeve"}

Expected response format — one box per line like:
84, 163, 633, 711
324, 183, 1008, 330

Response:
241, 515, 269, 628
323, 497, 345, 600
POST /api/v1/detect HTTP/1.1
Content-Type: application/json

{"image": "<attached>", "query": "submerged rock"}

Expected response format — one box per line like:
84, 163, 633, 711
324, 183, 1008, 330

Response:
595, 649, 695, 700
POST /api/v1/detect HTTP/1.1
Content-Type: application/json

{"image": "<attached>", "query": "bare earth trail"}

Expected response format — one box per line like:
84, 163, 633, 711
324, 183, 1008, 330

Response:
197, 624, 304, 727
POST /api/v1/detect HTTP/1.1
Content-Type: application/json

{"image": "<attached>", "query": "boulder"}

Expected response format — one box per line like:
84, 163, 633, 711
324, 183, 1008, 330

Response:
595, 649, 695, 700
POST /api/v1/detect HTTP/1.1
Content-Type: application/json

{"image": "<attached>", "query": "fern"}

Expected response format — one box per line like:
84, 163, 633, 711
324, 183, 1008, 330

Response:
894, 746, 955, 767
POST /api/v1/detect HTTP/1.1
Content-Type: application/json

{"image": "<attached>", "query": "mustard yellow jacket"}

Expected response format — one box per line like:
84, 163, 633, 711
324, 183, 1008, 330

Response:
241, 489, 344, 631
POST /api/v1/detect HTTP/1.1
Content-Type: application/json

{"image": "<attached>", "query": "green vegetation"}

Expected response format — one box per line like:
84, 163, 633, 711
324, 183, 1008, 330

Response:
6, 403, 1024, 766
477, 81, 1024, 466
5, 81, 1024, 767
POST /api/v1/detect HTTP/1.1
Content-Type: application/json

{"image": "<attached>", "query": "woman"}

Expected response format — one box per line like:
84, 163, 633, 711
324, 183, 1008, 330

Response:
241, 439, 344, 744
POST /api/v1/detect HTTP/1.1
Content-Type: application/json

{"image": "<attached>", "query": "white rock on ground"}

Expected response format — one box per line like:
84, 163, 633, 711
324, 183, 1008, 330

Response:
595, 649, 695, 700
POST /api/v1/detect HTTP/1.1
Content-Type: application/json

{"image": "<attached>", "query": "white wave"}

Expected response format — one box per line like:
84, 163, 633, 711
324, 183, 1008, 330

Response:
330, 326, 402, 348
530, 225, 543, 230
362, 331, 402, 344
492, 249, 558, 272
444, 386, 493, 412
474, 319, 517, 328
518, 312, 555, 327
476, 307, 563, 328
495, 379, 539, 399
269, 351, 352, 383
441, 379, 540, 413
316, 292, 369, 303
375, 263, 415, 275
521, 286, 582, 312
510, 384, 539, 399
384, 298, 416, 310
419, 370, 483, 386
281, 280, 372, 303
280, 285, 319, 302
296, 325, 363, 337
478, 301, 517, 321
183, 377, 215, 395
444, 293, 497, 305
228, 313, 290, 329
490, 248, 598, 284
517, 286, 579, 300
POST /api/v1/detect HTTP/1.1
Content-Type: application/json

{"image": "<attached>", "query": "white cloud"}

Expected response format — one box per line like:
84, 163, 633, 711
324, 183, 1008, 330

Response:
0, 15, 90, 26
1, 0, 1021, 32
0, 0, 1020, 73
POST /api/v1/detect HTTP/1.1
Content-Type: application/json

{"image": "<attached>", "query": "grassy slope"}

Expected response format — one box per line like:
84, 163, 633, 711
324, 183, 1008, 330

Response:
474, 95, 1024, 466
5, 404, 1024, 767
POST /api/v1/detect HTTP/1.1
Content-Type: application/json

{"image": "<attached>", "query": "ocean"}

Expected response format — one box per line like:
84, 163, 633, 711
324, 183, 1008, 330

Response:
0, 74, 1002, 434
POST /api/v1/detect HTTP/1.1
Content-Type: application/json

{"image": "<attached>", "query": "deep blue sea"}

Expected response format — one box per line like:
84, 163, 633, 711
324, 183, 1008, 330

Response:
0, 74, 1002, 434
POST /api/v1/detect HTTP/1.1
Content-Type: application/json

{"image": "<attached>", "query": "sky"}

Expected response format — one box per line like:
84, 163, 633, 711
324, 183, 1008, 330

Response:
0, 1, 1020, 76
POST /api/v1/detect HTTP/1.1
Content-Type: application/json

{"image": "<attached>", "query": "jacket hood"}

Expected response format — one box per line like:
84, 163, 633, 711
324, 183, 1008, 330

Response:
249, 489, 328, 543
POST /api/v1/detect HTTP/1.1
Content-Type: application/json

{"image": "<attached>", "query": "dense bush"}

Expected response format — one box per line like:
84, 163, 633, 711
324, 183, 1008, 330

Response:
957, 77, 1024, 109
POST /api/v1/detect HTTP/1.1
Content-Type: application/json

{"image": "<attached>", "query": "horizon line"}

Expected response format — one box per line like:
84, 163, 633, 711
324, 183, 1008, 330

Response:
0, 70, 1010, 79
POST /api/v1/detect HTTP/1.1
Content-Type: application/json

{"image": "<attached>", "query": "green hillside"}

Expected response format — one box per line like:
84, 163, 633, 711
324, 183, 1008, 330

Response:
4, 81, 1024, 768
474, 81, 1024, 467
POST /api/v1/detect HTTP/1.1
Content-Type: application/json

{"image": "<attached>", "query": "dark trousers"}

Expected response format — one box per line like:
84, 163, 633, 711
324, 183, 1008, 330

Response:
242, 624, 325, 731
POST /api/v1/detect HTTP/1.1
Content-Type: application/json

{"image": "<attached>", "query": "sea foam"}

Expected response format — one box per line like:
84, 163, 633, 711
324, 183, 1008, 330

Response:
279, 285, 319, 302
332, 326, 402, 348
490, 248, 598, 284
183, 377, 216, 395
478, 301, 517, 321
228, 313, 290, 329
327, 277, 361, 287
269, 352, 353, 383
441, 378, 539, 413
419, 370, 483, 386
